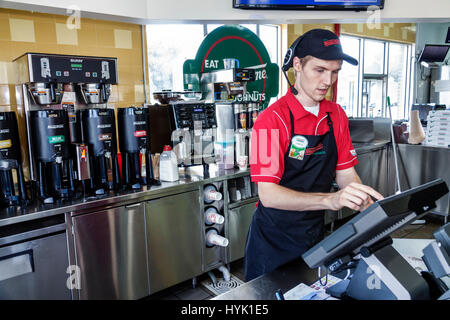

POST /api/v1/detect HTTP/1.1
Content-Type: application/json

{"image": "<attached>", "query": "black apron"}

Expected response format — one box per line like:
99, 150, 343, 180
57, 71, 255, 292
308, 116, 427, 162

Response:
244, 110, 338, 282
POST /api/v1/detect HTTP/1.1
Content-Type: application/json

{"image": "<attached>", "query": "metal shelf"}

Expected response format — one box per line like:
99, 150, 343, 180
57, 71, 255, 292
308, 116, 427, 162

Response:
228, 196, 259, 210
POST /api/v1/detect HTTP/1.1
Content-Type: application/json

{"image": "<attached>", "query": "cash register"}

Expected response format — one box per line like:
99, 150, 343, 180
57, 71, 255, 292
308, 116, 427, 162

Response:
302, 179, 449, 300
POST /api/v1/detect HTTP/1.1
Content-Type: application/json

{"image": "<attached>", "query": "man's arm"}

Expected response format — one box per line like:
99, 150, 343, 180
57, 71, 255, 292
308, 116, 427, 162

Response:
258, 167, 383, 212
335, 166, 362, 188
258, 182, 336, 212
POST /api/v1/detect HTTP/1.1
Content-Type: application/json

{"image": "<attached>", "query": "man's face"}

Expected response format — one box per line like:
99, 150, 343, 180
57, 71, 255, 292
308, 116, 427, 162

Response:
293, 56, 342, 104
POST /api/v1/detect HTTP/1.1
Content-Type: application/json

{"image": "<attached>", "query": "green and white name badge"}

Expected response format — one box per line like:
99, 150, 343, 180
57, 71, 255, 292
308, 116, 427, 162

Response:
289, 135, 308, 160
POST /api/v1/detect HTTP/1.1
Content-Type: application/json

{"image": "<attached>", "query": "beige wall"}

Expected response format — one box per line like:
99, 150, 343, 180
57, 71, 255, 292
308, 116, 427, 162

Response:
0, 8, 145, 113
341, 23, 416, 44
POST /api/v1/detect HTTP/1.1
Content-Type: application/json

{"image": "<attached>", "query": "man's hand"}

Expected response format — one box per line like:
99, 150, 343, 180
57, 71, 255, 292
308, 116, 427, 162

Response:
328, 182, 384, 212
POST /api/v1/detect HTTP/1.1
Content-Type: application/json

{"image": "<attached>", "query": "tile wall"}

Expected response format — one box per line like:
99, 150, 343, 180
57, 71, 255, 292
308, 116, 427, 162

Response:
0, 8, 145, 113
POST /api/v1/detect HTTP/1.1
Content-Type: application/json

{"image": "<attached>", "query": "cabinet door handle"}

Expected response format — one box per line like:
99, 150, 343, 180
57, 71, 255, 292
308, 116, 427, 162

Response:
125, 203, 142, 209
0, 250, 34, 281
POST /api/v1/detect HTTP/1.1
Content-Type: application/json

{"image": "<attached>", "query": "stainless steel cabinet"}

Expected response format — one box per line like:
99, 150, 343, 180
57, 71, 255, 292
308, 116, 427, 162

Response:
145, 191, 202, 294
0, 218, 70, 300
396, 144, 450, 219
72, 203, 149, 300
354, 147, 388, 194
227, 200, 257, 263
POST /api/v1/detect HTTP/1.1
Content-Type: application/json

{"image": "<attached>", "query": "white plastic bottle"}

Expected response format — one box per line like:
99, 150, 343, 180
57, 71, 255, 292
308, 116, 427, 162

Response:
205, 228, 229, 247
159, 145, 179, 182
204, 207, 224, 225
204, 184, 222, 203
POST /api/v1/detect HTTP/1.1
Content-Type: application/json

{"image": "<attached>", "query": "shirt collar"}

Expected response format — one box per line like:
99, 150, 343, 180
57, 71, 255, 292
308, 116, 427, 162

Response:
285, 87, 334, 120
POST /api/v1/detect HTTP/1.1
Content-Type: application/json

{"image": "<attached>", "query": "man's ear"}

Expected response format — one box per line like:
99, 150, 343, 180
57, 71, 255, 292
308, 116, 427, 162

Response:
292, 56, 302, 72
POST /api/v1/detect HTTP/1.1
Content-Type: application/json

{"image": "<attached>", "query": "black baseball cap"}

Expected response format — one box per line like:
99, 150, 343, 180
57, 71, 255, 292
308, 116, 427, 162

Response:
283, 29, 358, 71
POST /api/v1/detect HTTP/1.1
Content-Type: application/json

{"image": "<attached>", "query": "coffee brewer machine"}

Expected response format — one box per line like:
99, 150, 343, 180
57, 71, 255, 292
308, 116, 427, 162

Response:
118, 107, 159, 189
14, 53, 118, 199
29, 109, 75, 203
0, 112, 28, 206
78, 108, 120, 194
148, 100, 217, 178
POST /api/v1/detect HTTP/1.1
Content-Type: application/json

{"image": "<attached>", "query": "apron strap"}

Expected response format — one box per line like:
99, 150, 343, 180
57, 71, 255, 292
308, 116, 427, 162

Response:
289, 109, 295, 138
326, 112, 333, 131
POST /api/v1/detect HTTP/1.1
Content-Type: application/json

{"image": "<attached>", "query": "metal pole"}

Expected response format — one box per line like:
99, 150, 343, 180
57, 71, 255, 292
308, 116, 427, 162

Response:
387, 96, 402, 194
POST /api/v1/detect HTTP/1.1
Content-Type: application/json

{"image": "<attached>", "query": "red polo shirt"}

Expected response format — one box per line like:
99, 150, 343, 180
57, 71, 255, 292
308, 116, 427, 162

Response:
250, 89, 358, 184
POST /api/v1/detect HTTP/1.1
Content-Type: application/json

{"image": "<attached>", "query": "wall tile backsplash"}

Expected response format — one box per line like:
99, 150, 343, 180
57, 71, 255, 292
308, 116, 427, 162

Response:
0, 8, 145, 112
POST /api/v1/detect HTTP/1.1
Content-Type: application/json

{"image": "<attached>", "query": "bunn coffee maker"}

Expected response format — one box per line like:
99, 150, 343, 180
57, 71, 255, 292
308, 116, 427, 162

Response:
0, 112, 28, 206
29, 109, 75, 203
13, 53, 118, 199
117, 107, 159, 189
78, 108, 120, 194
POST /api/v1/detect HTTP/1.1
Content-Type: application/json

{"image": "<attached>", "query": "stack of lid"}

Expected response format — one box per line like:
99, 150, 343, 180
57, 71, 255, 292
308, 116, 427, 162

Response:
424, 110, 450, 147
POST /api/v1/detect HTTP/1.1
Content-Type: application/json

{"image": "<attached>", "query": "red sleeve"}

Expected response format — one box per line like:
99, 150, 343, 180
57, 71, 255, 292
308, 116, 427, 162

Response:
250, 109, 290, 184
335, 105, 358, 171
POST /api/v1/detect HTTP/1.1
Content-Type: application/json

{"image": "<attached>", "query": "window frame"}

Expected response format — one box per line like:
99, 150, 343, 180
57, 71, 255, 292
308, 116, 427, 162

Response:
338, 34, 415, 120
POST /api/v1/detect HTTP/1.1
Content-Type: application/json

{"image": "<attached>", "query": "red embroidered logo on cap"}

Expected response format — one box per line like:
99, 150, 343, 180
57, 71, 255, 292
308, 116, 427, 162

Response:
324, 39, 340, 47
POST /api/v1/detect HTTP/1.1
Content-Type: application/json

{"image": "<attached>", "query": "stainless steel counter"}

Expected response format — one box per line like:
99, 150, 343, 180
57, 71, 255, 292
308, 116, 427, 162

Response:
0, 165, 251, 227
396, 144, 450, 220
352, 139, 390, 153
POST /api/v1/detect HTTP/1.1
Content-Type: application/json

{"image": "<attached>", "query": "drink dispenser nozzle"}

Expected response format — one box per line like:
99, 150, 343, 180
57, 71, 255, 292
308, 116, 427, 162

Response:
49, 80, 56, 103
100, 80, 108, 103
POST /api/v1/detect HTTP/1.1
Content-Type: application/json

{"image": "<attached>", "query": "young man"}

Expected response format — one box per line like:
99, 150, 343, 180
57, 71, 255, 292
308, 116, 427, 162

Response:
244, 29, 384, 282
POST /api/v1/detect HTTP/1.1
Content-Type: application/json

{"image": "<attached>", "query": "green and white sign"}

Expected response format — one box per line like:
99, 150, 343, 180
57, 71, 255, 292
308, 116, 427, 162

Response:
48, 135, 65, 144
183, 25, 279, 109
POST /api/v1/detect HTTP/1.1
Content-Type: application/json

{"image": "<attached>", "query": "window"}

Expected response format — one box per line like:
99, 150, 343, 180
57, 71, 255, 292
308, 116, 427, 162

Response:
146, 24, 280, 104
337, 35, 415, 120
388, 42, 413, 119
336, 36, 360, 118
146, 24, 204, 94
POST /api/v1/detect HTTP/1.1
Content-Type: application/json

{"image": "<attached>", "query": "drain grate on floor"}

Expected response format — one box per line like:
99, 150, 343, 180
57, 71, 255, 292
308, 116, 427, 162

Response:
201, 274, 244, 296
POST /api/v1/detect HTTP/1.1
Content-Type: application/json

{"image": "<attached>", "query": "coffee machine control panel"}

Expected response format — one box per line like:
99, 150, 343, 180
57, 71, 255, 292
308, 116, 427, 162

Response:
234, 68, 255, 82
17, 53, 118, 84
172, 103, 216, 130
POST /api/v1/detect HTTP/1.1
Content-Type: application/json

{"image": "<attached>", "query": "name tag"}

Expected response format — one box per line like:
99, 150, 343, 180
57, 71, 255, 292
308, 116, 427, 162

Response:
288, 135, 308, 160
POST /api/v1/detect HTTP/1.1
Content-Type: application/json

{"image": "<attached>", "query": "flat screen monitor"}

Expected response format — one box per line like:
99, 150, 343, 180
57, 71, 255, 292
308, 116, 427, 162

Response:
418, 45, 450, 63
233, 0, 385, 10
302, 179, 449, 269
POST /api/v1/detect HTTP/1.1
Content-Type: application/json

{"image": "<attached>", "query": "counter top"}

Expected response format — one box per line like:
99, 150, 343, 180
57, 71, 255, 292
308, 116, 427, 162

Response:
0, 165, 251, 227
352, 139, 390, 153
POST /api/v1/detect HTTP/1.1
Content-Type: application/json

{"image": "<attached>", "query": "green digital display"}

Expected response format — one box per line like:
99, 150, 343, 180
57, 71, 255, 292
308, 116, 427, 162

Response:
71, 63, 82, 68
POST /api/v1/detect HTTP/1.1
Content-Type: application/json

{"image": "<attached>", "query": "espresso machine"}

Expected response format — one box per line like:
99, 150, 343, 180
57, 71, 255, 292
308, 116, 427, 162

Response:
78, 108, 120, 194
0, 112, 28, 206
200, 66, 256, 169
14, 53, 118, 199
147, 100, 217, 177
29, 109, 75, 203
117, 107, 159, 190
